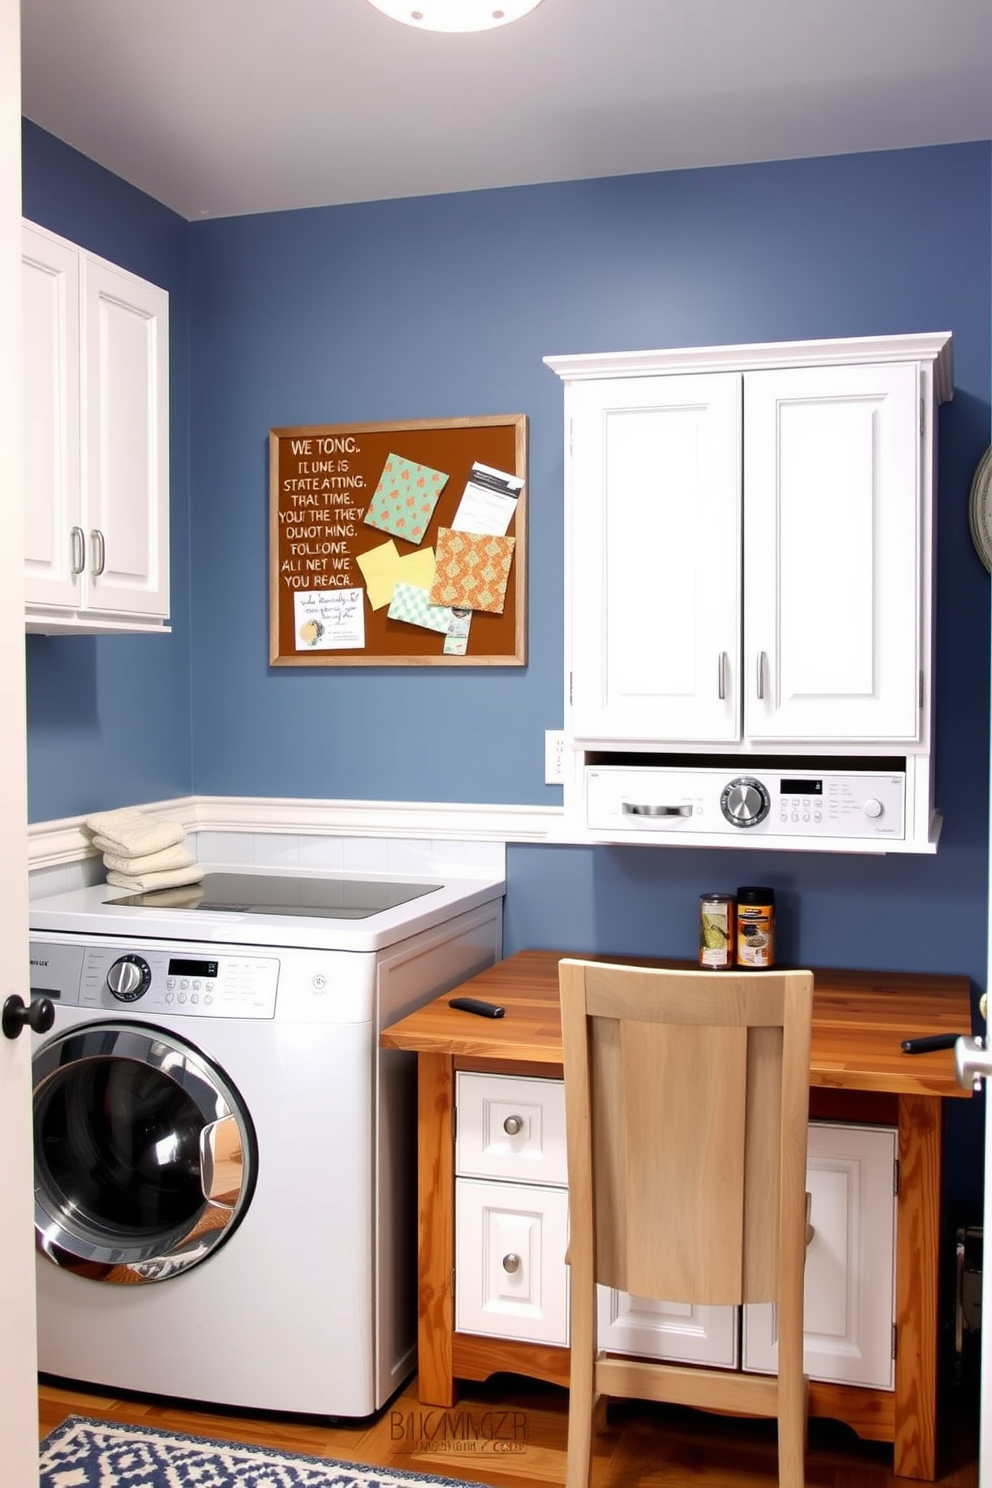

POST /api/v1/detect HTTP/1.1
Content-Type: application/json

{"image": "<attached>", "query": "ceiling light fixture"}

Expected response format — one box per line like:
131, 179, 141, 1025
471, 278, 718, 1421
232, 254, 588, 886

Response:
365, 0, 544, 33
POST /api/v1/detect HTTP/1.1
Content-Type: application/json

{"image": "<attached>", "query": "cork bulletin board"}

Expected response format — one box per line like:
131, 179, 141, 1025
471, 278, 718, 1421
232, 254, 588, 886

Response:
269, 415, 527, 667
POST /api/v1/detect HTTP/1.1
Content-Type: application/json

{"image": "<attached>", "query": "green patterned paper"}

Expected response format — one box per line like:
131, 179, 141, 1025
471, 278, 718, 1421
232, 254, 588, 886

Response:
364, 453, 449, 545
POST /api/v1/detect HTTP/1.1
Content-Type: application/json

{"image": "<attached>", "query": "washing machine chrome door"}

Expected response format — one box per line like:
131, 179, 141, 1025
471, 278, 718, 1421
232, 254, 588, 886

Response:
33, 1022, 257, 1285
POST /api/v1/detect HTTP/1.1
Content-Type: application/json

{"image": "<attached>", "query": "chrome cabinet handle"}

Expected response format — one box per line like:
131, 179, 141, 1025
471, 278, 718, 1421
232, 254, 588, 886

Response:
622, 802, 692, 818
91, 528, 106, 577
756, 651, 768, 700
70, 526, 85, 577
502, 1253, 521, 1274
503, 1115, 523, 1136
718, 651, 728, 700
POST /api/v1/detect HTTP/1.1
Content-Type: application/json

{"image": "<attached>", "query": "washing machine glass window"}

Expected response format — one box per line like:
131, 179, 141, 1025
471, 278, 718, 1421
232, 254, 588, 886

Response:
33, 1022, 257, 1284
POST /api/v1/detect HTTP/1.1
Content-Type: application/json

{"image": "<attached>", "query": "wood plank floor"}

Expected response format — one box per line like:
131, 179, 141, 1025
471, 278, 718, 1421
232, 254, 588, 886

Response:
38, 1370, 980, 1487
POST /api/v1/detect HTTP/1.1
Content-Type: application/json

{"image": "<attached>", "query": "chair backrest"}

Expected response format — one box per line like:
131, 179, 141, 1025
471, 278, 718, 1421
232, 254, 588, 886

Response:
558, 960, 814, 1310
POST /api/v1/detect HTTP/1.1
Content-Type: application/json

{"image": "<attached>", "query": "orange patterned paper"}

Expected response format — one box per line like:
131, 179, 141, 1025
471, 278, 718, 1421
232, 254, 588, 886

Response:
429, 529, 515, 614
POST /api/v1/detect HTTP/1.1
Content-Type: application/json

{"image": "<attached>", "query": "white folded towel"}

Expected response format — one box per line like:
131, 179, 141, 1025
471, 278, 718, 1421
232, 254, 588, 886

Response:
86, 808, 185, 858
99, 843, 196, 876
106, 865, 206, 893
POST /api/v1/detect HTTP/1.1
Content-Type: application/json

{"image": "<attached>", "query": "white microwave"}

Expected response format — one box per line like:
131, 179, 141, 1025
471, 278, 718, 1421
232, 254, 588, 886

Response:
584, 761, 910, 848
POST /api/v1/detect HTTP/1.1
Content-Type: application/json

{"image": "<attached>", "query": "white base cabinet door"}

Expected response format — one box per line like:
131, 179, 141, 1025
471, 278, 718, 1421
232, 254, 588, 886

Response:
597, 1287, 738, 1367
742, 1122, 897, 1389
455, 1177, 570, 1346
22, 220, 170, 634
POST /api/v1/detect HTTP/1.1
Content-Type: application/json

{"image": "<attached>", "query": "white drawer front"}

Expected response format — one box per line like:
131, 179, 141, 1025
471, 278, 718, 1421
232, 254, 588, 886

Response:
597, 1287, 739, 1367
456, 1072, 567, 1186
742, 1122, 897, 1389
455, 1178, 569, 1345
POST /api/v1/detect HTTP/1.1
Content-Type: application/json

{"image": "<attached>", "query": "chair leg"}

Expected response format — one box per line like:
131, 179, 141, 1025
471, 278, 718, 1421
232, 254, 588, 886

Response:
777, 1376, 808, 1488
565, 1354, 596, 1488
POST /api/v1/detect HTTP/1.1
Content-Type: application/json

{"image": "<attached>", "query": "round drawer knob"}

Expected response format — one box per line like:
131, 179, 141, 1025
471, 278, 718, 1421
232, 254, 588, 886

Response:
503, 1115, 523, 1136
502, 1253, 521, 1274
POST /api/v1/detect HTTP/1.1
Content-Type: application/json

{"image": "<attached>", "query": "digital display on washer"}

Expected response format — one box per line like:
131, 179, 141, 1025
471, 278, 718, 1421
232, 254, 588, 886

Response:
168, 957, 219, 978
780, 778, 823, 795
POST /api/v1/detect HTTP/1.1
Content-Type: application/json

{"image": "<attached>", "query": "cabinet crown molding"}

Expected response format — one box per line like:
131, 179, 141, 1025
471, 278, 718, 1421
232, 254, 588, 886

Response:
545, 331, 954, 403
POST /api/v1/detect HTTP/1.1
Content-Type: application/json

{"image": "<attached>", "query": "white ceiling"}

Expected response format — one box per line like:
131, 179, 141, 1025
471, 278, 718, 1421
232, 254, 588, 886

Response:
19, 0, 992, 222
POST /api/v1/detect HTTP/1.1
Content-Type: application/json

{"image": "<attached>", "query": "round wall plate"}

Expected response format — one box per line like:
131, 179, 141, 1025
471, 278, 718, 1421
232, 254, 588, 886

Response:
969, 445, 992, 572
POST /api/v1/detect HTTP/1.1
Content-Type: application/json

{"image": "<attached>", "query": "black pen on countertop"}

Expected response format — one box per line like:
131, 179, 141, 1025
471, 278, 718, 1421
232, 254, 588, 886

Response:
900, 1033, 961, 1054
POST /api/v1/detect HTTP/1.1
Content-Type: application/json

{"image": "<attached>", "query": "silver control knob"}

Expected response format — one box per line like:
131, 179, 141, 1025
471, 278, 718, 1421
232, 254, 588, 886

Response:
503, 1115, 523, 1136
107, 955, 151, 1002
863, 798, 883, 820
720, 776, 771, 829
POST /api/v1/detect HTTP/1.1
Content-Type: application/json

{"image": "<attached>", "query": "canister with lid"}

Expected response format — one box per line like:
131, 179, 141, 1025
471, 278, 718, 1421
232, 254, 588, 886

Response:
699, 893, 736, 969
736, 886, 775, 969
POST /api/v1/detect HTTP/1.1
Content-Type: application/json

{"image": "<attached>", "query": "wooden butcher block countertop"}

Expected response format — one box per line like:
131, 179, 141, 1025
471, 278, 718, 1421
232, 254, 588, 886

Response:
381, 948, 974, 1099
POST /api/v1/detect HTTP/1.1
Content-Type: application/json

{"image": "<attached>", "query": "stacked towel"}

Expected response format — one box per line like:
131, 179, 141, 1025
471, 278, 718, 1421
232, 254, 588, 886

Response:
86, 807, 204, 893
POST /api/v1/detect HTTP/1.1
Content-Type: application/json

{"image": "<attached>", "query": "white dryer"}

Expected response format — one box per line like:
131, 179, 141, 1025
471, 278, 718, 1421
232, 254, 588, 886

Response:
28, 867, 503, 1417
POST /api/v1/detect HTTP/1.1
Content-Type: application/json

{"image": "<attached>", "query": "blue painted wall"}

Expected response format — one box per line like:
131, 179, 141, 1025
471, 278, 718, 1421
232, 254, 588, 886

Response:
22, 125, 992, 1211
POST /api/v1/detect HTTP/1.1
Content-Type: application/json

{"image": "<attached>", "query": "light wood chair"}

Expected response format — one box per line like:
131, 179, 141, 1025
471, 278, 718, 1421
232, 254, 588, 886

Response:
558, 959, 815, 1488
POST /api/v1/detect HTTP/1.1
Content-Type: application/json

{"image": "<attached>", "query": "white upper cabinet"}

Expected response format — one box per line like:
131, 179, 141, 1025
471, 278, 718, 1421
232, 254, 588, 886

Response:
547, 334, 952, 756
744, 361, 924, 746
22, 221, 170, 634
568, 373, 742, 744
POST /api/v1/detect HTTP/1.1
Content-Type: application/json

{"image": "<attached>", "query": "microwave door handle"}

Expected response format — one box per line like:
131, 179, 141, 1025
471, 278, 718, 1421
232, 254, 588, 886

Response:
622, 802, 693, 818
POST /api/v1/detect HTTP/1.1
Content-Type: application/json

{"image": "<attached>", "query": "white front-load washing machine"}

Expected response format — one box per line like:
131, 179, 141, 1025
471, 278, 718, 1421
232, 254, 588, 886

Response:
28, 867, 503, 1417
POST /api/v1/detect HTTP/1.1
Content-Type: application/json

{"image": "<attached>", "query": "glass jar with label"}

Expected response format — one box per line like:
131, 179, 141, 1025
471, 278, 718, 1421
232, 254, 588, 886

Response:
699, 893, 736, 969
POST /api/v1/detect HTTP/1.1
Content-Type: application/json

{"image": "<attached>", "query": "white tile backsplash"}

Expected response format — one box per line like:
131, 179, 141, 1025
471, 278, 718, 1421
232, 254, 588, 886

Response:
30, 827, 505, 894
297, 837, 346, 872
341, 837, 391, 873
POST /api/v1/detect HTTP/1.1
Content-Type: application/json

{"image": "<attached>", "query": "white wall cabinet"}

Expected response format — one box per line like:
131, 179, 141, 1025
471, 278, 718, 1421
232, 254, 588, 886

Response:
22, 220, 170, 634
453, 1075, 896, 1386
547, 335, 951, 754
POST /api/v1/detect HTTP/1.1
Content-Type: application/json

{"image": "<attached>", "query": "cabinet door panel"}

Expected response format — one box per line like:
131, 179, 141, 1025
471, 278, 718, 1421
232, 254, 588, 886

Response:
597, 1286, 737, 1367
22, 226, 81, 608
456, 1072, 567, 1186
742, 1123, 896, 1389
83, 256, 169, 618
744, 362, 921, 744
455, 1179, 569, 1345
569, 375, 741, 744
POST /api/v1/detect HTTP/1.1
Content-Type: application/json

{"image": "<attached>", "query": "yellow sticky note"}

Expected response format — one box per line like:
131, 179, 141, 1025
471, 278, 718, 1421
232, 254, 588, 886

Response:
357, 540, 401, 610
396, 547, 437, 590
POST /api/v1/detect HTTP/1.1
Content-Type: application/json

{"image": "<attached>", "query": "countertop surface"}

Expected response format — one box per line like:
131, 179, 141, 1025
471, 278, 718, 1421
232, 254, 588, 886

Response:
381, 948, 974, 1098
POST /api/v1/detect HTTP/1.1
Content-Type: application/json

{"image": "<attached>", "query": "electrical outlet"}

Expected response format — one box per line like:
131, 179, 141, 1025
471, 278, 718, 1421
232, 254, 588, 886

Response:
544, 730, 566, 785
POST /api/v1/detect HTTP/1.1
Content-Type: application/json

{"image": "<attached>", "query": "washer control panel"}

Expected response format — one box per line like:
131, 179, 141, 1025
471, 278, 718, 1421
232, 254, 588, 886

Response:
587, 766, 906, 840
28, 941, 280, 1018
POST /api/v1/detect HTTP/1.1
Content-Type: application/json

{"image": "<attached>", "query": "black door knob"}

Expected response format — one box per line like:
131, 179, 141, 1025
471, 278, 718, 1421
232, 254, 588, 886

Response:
2, 994, 56, 1040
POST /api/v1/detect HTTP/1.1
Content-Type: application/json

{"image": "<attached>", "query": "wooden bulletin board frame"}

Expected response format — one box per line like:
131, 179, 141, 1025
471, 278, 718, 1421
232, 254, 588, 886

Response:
269, 415, 527, 667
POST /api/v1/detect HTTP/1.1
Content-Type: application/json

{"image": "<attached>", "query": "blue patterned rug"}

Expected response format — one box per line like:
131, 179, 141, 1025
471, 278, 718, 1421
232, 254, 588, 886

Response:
40, 1416, 485, 1488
